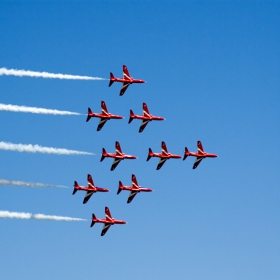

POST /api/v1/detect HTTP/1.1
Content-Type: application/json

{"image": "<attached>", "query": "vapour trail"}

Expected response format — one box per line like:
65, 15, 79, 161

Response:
0, 211, 86, 221
0, 142, 94, 155
0, 67, 106, 80
0, 103, 81, 116
0, 179, 68, 189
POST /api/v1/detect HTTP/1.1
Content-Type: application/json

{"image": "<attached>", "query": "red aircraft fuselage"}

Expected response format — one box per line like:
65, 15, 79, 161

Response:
118, 185, 152, 193
184, 151, 217, 158
110, 76, 145, 84
102, 152, 137, 160
149, 152, 182, 160
73, 184, 109, 193
92, 217, 126, 225
131, 114, 164, 121
87, 111, 123, 120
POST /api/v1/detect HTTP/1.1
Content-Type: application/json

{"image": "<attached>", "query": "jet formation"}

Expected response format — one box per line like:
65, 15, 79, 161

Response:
82, 65, 217, 236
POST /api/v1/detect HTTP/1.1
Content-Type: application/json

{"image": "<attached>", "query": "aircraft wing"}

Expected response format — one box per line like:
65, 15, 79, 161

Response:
87, 174, 94, 188
132, 174, 139, 188
83, 191, 94, 204
120, 82, 130, 96
197, 140, 204, 154
161, 141, 168, 155
111, 158, 122, 171
156, 158, 167, 170
139, 119, 149, 133
127, 191, 138, 204
193, 157, 203, 169
101, 101, 109, 115
115, 141, 123, 155
123, 65, 131, 79
143, 102, 150, 116
101, 223, 112, 236
97, 118, 108, 131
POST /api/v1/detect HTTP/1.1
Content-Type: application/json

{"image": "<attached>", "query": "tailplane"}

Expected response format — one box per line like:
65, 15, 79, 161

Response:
129, 110, 135, 124
183, 147, 189, 161
100, 148, 107, 162
147, 148, 153, 161
108, 72, 115, 87
90, 214, 96, 227
86, 108, 93, 122
117, 181, 123, 195
72, 181, 78, 195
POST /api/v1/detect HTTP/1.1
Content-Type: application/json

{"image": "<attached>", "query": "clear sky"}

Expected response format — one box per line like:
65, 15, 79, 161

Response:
0, 1, 279, 279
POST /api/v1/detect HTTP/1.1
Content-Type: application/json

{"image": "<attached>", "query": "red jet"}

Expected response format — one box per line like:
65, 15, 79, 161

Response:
117, 174, 153, 204
128, 102, 165, 133
101, 141, 137, 171
90, 206, 126, 236
147, 141, 182, 170
109, 65, 145, 96
86, 101, 123, 131
183, 140, 218, 169
73, 174, 109, 204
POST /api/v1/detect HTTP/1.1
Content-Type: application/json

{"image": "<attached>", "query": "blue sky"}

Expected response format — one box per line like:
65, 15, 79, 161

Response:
0, 1, 280, 279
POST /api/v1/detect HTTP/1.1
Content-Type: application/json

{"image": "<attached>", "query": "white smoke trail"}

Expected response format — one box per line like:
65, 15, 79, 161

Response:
32, 214, 86, 221
0, 67, 106, 80
0, 211, 86, 221
0, 179, 68, 189
0, 103, 81, 116
0, 142, 94, 155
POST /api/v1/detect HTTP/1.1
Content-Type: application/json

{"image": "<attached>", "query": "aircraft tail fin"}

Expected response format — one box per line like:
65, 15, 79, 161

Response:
72, 181, 78, 195
90, 214, 96, 227
183, 147, 189, 160
147, 148, 153, 161
129, 110, 135, 124
100, 148, 106, 162
109, 72, 115, 87
86, 108, 93, 122
117, 181, 123, 195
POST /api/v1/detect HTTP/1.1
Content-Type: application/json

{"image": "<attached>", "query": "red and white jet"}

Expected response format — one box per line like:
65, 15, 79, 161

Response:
90, 206, 126, 236
147, 141, 182, 170
101, 141, 137, 171
72, 174, 109, 204
108, 65, 145, 96
86, 101, 123, 131
128, 102, 165, 133
117, 174, 153, 204
183, 140, 218, 169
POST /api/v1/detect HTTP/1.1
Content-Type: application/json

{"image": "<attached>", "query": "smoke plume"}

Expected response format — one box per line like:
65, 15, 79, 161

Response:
0, 211, 86, 221
0, 103, 81, 115
0, 179, 68, 189
0, 67, 106, 80
0, 142, 94, 155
